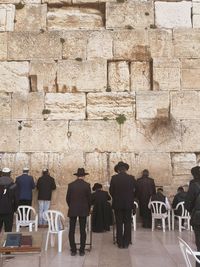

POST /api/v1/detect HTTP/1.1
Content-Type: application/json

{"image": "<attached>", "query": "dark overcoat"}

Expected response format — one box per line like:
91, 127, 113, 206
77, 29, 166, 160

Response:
172, 191, 187, 216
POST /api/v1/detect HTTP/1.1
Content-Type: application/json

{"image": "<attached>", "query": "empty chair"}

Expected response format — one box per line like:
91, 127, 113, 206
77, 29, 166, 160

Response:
16, 205, 38, 232
43, 210, 65, 253
172, 201, 191, 232
149, 201, 171, 232
132, 201, 138, 231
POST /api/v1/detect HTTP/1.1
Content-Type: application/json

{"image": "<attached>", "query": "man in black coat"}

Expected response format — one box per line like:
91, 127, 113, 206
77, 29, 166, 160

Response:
109, 161, 136, 248
136, 169, 156, 228
66, 168, 91, 256
172, 186, 187, 216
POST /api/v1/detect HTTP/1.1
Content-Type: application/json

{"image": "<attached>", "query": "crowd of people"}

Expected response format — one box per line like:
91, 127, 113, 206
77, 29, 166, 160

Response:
1, 162, 200, 264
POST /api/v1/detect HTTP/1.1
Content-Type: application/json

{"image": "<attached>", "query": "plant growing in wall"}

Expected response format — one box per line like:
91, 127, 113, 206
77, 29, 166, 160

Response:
116, 114, 126, 125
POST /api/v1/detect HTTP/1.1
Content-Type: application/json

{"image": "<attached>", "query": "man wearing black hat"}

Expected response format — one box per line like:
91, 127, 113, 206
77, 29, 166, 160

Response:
66, 168, 91, 256
109, 161, 136, 248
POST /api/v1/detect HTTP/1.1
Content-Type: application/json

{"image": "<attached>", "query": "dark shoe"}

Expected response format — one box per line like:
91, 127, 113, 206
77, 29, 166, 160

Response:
71, 251, 77, 256
79, 251, 85, 256
117, 244, 123, 249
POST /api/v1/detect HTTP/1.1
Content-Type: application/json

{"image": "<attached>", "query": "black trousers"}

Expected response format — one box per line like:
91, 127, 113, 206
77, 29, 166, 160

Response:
0, 213, 14, 232
68, 216, 87, 253
114, 209, 132, 247
193, 225, 200, 267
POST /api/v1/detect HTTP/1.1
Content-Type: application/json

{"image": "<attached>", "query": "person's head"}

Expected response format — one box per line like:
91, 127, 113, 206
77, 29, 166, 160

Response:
92, 183, 102, 192
191, 166, 200, 179
23, 167, 29, 174
114, 161, 129, 173
177, 186, 184, 193
142, 169, 149, 177
157, 187, 163, 194
73, 168, 89, 178
2, 167, 11, 177
42, 168, 49, 176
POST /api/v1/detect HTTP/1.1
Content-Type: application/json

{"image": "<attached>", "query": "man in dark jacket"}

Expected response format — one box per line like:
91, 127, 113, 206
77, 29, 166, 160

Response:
36, 168, 56, 226
0, 167, 18, 232
109, 161, 136, 249
66, 168, 91, 256
172, 186, 187, 215
185, 166, 200, 267
136, 169, 156, 228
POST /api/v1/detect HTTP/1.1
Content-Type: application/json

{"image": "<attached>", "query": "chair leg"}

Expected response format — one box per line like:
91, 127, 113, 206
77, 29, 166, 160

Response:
58, 232, 62, 253
133, 215, 136, 231
29, 223, 33, 232
178, 218, 182, 232
45, 232, 49, 251
168, 216, 171, 231
35, 222, 38, 232
16, 224, 19, 232
162, 218, 165, 232
172, 214, 174, 231
152, 218, 155, 231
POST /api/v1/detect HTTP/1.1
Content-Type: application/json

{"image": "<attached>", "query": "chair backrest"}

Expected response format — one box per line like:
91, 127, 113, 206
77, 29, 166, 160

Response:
43, 210, 65, 233
149, 201, 167, 215
17, 205, 36, 221
178, 237, 200, 267
134, 201, 138, 209
175, 201, 190, 217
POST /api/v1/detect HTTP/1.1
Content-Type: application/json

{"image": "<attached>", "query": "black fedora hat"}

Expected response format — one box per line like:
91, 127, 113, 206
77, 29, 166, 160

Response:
73, 168, 89, 177
114, 161, 129, 172
92, 183, 102, 191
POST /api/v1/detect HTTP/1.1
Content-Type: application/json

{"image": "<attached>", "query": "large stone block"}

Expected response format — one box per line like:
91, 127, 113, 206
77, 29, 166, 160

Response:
181, 59, 200, 89
87, 92, 135, 119
45, 93, 86, 120
0, 4, 15, 31
171, 153, 196, 175
173, 29, 200, 58
0, 0, 19, 3
131, 61, 150, 91
181, 120, 200, 151
14, 4, 47, 31
113, 30, 149, 60
0, 61, 29, 93
153, 58, 181, 90
57, 59, 107, 92
0, 121, 19, 152
108, 61, 130, 92
0, 92, 11, 120
155, 1, 192, 28
106, 1, 154, 29
42, 0, 71, 4
8, 32, 62, 60
0, 32, 7, 60
193, 15, 200, 27
136, 91, 169, 119
47, 6, 104, 30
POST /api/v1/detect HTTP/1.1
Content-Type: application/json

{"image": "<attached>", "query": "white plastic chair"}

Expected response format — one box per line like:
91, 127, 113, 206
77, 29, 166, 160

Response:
172, 201, 191, 232
178, 237, 200, 267
43, 210, 65, 253
149, 201, 171, 232
132, 201, 138, 231
16, 205, 38, 232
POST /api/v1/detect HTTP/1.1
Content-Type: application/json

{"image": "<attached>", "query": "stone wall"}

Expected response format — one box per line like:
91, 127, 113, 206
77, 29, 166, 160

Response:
0, 0, 200, 214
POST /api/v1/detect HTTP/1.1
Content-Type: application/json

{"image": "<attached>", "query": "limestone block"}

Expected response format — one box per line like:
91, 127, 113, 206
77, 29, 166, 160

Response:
181, 59, 200, 89
130, 61, 150, 91
171, 153, 196, 175
47, 6, 104, 30
148, 29, 173, 58
12, 153, 30, 178
20, 121, 70, 152
45, 93, 86, 120
11, 92, 44, 120
108, 61, 130, 92
106, 1, 154, 29
57, 59, 107, 92
0, 0, 19, 3
193, 2, 200, 14
30, 60, 57, 92
153, 58, 181, 91
0, 121, 19, 152
193, 15, 200, 27
181, 120, 200, 151
69, 120, 120, 152
113, 30, 149, 61
23, 0, 41, 3
155, 1, 192, 28
0, 32, 7, 60
136, 91, 169, 119
8, 32, 62, 60
73, 0, 115, 3
62, 31, 88, 60
0, 61, 29, 93
87, 31, 113, 59
0, 4, 15, 31
87, 92, 135, 119
0, 153, 16, 174
42, 0, 71, 4
0, 92, 11, 120
173, 29, 200, 58
15, 4, 47, 31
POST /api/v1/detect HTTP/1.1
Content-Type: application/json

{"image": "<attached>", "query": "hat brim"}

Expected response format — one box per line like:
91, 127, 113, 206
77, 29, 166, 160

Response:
73, 172, 89, 176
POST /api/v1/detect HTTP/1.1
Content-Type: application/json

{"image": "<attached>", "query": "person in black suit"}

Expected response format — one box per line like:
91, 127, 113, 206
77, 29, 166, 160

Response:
109, 161, 136, 248
66, 168, 91, 256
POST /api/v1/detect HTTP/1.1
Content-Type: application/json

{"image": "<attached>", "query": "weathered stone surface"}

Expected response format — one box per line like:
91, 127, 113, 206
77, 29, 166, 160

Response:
8, 32, 62, 60
0, 32, 7, 60
0, 0, 19, 3
108, 61, 130, 92
173, 29, 200, 58
73, 0, 114, 3
11, 92, 44, 120
0, 61, 29, 93
171, 153, 196, 175
47, 6, 104, 30
42, 0, 71, 4
193, 15, 200, 27
153, 58, 181, 90
131, 61, 150, 91
106, 1, 154, 29
181, 59, 200, 89
136, 91, 169, 119
0, 92, 11, 120
113, 30, 149, 60
14, 4, 47, 31
62, 31, 88, 60
193, 2, 200, 28
45, 93, 86, 120
0, 4, 15, 31
155, 1, 192, 28
87, 31, 113, 59
87, 92, 135, 119
57, 59, 107, 92
0, 153, 17, 175
30, 60, 57, 92
181, 120, 200, 151
0, 121, 19, 152
148, 29, 173, 58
